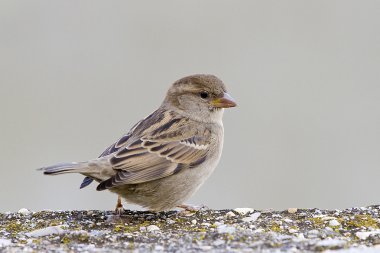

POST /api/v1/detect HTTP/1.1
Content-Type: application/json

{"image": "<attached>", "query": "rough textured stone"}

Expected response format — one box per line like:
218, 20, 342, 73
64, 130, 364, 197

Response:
2, 206, 380, 252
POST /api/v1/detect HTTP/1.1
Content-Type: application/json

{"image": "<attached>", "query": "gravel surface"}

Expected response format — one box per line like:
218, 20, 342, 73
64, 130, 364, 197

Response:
2, 206, 380, 252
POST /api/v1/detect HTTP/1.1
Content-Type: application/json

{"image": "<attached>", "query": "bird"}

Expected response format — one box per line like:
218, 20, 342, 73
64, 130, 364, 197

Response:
40, 74, 236, 212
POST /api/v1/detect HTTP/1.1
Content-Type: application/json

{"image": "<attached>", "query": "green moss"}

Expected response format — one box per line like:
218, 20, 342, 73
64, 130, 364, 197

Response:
193, 232, 207, 243
76, 233, 90, 243
346, 215, 379, 229
210, 224, 218, 228
308, 217, 325, 228
128, 241, 135, 250
269, 223, 283, 232
32, 239, 42, 245
140, 221, 151, 227
124, 226, 140, 233
226, 234, 235, 241
61, 235, 71, 244
114, 224, 124, 232
174, 218, 187, 224
113, 222, 152, 233
49, 220, 64, 227
5, 222, 26, 235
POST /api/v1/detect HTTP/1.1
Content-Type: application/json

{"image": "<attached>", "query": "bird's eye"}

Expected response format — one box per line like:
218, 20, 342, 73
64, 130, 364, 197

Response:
200, 91, 209, 99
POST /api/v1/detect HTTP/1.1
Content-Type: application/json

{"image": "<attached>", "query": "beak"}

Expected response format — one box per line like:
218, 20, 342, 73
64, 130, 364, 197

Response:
211, 92, 237, 108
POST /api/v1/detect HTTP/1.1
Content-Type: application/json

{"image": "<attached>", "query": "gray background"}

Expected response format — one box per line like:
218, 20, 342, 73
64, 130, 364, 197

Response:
0, 0, 379, 212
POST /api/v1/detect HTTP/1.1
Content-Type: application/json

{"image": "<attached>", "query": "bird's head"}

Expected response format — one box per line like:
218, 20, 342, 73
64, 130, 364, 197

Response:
163, 74, 236, 122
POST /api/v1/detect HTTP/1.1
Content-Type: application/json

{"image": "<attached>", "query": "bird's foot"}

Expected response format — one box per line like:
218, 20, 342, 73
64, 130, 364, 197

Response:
106, 196, 125, 223
114, 195, 125, 216
114, 206, 125, 216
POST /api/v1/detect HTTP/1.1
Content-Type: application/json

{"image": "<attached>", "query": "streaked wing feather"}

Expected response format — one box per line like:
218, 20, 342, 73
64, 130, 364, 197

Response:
98, 113, 212, 190
97, 161, 184, 191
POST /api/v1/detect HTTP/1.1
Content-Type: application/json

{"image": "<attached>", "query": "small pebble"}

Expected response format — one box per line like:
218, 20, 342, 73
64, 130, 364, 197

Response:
356, 231, 380, 240
242, 212, 261, 223
213, 239, 225, 246
166, 219, 175, 225
217, 225, 236, 234
155, 245, 164, 251
198, 246, 213, 251
226, 211, 236, 217
329, 219, 341, 227
307, 230, 320, 238
26, 226, 65, 238
297, 233, 305, 239
0, 239, 12, 247
147, 225, 160, 232
287, 208, 298, 214
18, 208, 31, 215
234, 208, 254, 215
316, 238, 346, 247
191, 219, 197, 225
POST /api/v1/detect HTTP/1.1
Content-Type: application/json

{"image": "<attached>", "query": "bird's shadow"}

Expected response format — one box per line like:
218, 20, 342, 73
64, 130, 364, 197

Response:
105, 209, 179, 224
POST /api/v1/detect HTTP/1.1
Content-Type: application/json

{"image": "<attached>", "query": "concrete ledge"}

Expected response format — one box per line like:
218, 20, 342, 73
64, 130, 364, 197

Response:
2, 206, 380, 252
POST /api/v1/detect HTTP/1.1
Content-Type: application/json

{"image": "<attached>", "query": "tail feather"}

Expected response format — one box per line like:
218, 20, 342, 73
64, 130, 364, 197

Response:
40, 162, 86, 175
80, 176, 94, 189
40, 158, 110, 189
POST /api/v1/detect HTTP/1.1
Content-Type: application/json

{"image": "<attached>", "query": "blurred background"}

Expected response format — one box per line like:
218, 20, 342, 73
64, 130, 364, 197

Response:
0, 0, 379, 212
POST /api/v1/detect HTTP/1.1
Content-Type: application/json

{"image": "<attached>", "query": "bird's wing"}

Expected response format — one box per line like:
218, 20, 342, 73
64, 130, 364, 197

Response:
79, 113, 149, 189
96, 111, 212, 191
80, 121, 140, 188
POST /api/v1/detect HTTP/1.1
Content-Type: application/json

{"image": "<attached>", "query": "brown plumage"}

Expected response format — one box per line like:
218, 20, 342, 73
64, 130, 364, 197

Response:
40, 74, 236, 211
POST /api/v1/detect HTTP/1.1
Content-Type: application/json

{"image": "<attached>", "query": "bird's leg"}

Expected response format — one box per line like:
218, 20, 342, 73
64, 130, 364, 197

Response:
177, 204, 208, 212
114, 195, 124, 215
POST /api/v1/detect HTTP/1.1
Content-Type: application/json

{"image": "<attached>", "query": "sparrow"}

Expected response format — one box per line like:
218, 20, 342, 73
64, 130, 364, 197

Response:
41, 74, 236, 212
